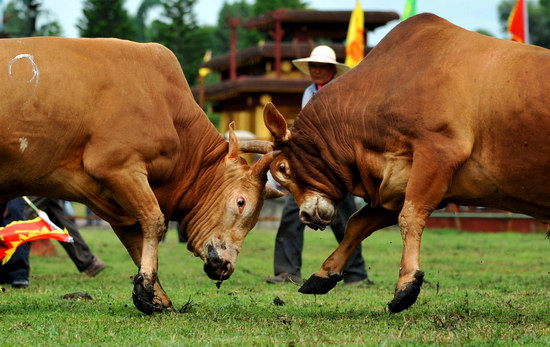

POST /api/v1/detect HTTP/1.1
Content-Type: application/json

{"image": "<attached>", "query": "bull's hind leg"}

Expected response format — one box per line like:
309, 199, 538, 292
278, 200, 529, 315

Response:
388, 144, 469, 313
112, 225, 174, 314
299, 205, 398, 294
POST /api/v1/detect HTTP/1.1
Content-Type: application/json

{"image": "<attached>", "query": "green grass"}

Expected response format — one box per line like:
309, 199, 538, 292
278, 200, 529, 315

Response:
0, 227, 548, 346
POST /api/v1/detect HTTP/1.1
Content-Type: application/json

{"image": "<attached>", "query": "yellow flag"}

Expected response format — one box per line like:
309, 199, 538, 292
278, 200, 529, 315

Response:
345, 0, 365, 68
198, 50, 212, 78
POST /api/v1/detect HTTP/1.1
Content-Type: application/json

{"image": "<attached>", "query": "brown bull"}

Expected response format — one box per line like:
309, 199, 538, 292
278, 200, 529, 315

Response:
0, 37, 282, 314
244, 13, 550, 313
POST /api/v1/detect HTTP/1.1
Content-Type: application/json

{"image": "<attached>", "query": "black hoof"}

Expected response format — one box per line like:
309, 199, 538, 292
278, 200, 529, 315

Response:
387, 270, 424, 313
298, 273, 342, 294
132, 273, 157, 315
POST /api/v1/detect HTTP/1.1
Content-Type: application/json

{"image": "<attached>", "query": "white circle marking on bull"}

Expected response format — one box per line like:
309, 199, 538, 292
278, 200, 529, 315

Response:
8, 53, 40, 87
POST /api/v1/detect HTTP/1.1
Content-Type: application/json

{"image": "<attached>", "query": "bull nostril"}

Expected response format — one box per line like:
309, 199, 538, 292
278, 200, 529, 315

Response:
220, 260, 231, 276
300, 210, 313, 224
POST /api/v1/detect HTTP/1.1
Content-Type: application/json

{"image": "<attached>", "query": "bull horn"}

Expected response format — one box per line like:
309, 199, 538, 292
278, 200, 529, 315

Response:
265, 184, 286, 200
251, 150, 280, 179
227, 121, 239, 159
250, 150, 286, 199
239, 140, 274, 154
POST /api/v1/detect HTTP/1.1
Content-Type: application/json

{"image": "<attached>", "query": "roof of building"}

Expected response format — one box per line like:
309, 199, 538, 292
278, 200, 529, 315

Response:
202, 42, 357, 71
243, 9, 400, 36
194, 8, 399, 104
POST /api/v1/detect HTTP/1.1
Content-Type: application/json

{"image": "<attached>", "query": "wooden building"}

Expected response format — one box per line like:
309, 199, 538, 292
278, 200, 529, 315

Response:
193, 8, 399, 140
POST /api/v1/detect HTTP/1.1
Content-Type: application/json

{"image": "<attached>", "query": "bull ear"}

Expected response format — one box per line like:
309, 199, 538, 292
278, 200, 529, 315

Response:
251, 150, 280, 179
265, 184, 286, 199
263, 102, 290, 142
240, 140, 274, 154
227, 121, 239, 159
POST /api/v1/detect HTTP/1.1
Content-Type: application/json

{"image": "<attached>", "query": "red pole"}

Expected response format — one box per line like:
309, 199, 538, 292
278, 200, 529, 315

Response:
269, 10, 285, 78
228, 17, 240, 80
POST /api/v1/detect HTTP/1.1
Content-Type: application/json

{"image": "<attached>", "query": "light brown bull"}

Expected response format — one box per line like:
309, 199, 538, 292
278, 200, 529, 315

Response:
243, 13, 550, 313
0, 37, 282, 314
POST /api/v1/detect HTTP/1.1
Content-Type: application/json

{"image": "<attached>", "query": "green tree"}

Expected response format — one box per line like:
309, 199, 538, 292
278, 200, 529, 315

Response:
213, 1, 259, 55
134, 0, 162, 42
475, 29, 494, 37
211, 0, 308, 56
498, 0, 550, 48
3, 0, 61, 37
251, 0, 308, 16
78, 0, 136, 39
150, 0, 214, 85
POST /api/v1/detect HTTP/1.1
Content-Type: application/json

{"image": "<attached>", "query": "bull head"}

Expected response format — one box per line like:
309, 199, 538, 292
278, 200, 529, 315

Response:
192, 122, 285, 283
261, 103, 338, 230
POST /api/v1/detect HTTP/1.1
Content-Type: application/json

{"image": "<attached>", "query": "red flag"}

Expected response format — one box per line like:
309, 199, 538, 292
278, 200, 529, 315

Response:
0, 217, 72, 264
508, 0, 529, 43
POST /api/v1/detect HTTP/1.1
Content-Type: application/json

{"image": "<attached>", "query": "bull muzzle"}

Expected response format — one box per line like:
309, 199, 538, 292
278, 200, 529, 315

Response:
203, 244, 235, 281
299, 195, 336, 230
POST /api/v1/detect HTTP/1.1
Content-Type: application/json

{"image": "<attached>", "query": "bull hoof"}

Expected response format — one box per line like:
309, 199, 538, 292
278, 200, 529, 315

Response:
132, 273, 168, 315
132, 273, 156, 315
387, 270, 424, 313
298, 273, 343, 294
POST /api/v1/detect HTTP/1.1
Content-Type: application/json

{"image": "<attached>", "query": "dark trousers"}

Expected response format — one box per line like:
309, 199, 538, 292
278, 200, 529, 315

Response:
0, 198, 30, 283
25, 197, 95, 272
273, 194, 367, 283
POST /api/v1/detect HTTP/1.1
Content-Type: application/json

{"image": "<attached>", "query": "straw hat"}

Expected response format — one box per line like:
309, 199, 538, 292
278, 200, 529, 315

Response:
292, 45, 350, 78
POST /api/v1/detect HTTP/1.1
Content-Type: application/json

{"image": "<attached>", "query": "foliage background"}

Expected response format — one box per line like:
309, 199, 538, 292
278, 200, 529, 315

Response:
4, 0, 550, 85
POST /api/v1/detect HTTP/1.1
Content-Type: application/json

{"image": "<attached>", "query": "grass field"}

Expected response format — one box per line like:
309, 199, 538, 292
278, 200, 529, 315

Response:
0, 226, 548, 346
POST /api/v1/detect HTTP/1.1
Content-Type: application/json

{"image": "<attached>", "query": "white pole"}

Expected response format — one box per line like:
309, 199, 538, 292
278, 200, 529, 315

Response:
21, 196, 65, 234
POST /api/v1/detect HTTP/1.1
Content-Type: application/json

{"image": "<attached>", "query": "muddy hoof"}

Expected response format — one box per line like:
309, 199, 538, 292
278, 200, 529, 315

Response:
298, 273, 342, 294
387, 270, 424, 313
132, 273, 156, 315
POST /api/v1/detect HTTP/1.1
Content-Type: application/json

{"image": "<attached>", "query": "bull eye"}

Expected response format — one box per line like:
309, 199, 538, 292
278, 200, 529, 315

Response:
278, 163, 286, 173
237, 197, 246, 212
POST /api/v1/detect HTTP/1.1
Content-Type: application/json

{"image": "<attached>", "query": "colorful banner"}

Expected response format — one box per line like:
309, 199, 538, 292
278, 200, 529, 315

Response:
508, 0, 529, 43
403, 0, 417, 21
0, 217, 72, 264
345, 0, 365, 68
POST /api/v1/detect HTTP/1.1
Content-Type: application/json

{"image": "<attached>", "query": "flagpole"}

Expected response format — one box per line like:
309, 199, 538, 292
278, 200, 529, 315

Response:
524, 0, 529, 44
21, 196, 67, 235
22, 196, 40, 214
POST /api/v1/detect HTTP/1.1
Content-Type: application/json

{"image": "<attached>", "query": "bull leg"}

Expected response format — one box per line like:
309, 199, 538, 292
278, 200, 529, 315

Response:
112, 225, 174, 314
90, 163, 172, 315
388, 145, 467, 313
299, 204, 398, 294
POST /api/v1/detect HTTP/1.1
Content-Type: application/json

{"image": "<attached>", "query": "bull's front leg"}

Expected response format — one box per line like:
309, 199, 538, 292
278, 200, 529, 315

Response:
112, 224, 174, 315
299, 205, 398, 295
85, 143, 178, 314
131, 214, 175, 315
386, 141, 467, 313
387, 199, 428, 313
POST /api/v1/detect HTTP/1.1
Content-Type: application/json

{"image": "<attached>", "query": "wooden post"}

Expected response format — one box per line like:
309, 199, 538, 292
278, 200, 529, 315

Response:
228, 17, 240, 81
269, 10, 285, 78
